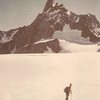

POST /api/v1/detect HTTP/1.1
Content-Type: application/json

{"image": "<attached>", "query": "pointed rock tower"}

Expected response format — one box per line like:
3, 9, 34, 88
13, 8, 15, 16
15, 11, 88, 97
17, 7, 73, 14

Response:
43, 0, 54, 12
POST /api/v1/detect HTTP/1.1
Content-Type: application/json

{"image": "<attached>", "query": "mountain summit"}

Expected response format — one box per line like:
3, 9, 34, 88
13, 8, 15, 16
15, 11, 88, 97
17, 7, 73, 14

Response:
0, 0, 100, 54
43, 0, 55, 12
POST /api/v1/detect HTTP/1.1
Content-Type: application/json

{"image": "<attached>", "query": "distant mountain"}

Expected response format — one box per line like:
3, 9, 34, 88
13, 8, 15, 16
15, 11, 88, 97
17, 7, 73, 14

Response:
0, 0, 100, 54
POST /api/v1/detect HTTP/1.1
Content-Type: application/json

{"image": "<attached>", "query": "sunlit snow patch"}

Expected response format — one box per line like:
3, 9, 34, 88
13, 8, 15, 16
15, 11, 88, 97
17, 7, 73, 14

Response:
59, 39, 99, 53
0, 30, 18, 43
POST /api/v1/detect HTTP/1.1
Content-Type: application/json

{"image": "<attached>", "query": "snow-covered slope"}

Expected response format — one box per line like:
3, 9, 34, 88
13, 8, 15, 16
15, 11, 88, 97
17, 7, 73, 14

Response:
34, 38, 100, 53
59, 39, 99, 53
0, 54, 100, 100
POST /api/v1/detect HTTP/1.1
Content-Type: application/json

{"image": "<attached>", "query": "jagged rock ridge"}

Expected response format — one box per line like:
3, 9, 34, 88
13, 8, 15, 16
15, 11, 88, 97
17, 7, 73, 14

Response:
0, 0, 100, 54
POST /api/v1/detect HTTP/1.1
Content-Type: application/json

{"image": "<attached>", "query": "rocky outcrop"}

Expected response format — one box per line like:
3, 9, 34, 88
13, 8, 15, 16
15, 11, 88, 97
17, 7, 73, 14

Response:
15, 39, 61, 53
0, 0, 100, 54
43, 0, 54, 12
69, 14, 100, 42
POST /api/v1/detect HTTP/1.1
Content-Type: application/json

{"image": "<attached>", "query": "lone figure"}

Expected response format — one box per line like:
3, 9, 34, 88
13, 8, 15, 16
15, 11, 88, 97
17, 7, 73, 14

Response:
64, 83, 72, 100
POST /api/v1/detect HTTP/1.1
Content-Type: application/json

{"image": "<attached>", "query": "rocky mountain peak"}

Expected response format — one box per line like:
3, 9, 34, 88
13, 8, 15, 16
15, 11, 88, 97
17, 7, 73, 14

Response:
0, 0, 100, 53
43, 0, 55, 12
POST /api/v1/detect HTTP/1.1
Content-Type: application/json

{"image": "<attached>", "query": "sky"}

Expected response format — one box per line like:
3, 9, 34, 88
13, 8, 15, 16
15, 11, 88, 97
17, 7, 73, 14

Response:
0, 0, 100, 31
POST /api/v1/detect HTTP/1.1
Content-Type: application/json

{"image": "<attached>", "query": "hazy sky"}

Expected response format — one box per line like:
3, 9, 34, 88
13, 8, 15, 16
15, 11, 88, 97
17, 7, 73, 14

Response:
0, 0, 100, 31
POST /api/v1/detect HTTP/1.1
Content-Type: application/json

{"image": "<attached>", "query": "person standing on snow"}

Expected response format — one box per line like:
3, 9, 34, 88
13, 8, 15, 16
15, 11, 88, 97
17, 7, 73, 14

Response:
64, 83, 72, 100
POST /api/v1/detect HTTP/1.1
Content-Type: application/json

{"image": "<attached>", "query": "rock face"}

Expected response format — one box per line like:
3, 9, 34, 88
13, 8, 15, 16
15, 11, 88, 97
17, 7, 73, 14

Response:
70, 14, 100, 42
43, 0, 54, 12
15, 39, 61, 53
0, 0, 100, 54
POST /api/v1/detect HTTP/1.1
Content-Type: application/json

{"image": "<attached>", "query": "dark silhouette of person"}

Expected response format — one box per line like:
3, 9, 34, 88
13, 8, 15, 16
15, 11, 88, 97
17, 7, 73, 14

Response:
43, 0, 54, 12
64, 83, 72, 100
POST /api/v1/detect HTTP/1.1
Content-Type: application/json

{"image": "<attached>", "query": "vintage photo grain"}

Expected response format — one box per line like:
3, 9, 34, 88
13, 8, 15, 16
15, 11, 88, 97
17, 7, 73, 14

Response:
0, 0, 100, 100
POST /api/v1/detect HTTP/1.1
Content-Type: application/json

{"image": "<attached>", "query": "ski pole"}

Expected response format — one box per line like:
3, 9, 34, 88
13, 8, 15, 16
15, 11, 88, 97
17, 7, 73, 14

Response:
71, 93, 72, 100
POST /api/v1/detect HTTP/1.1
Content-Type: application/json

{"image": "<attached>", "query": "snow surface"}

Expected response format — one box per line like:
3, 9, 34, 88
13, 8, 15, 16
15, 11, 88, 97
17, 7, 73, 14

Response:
0, 54, 100, 100
34, 37, 100, 53
75, 17, 80, 23
45, 46, 53, 53
59, 39, 99, 53
34, 38, 55, 44
0, 30, 18, 43
67, 11, 71, 16
11, 45, 17, 54
90, 23, 100, 38
94, 28, 100, 37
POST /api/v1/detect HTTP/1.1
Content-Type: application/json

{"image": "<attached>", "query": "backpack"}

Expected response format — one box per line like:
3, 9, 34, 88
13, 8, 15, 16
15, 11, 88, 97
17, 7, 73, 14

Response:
64, 87, 70, 93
